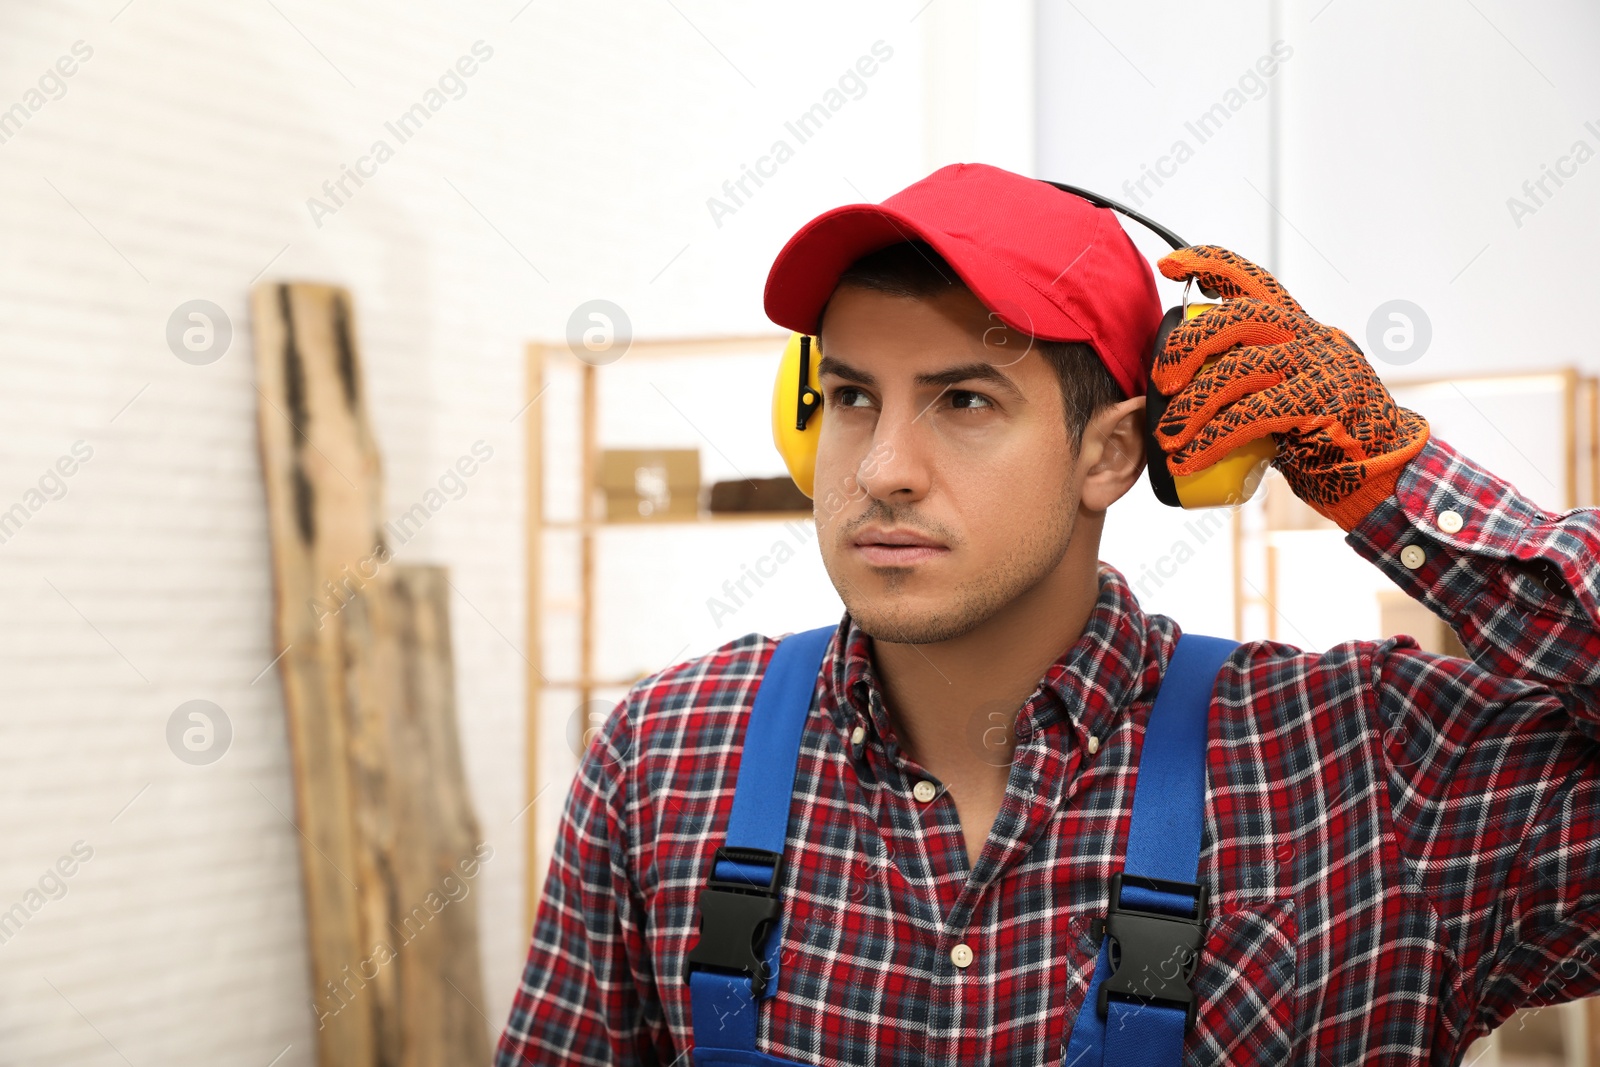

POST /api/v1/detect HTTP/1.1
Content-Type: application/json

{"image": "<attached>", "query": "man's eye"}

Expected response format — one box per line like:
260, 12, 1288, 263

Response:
830, 386, 871, 408
950, 390, 993, 410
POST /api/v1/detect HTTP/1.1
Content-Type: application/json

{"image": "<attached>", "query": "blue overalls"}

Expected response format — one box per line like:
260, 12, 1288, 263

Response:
684, 625, 1239, 1066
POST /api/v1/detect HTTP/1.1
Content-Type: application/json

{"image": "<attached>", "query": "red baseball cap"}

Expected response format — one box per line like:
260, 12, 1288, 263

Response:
763, 162, 1164, 400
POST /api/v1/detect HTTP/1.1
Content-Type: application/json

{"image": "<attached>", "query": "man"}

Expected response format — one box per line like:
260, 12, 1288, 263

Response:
497, 163, 1600, 1065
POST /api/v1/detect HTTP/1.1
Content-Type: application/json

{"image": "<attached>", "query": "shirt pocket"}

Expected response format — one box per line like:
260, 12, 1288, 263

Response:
1188, 895, 1299, 1065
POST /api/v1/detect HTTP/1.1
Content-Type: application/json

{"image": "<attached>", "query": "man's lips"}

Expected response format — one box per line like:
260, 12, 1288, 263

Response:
852, 526, 949, 566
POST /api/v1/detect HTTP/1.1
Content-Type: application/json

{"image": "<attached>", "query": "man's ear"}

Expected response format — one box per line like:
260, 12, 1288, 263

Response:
1079, 394, 1147, 512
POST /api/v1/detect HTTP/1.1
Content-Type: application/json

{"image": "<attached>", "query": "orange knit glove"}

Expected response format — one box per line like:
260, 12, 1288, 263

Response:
1152, 245, 1430, 532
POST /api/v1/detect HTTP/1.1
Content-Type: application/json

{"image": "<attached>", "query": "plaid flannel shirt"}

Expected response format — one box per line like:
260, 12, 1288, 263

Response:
497, 433, 1600, 1066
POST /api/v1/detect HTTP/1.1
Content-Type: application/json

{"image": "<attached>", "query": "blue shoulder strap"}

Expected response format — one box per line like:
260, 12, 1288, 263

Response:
1061, 631, 1239, 1067
686, 625, 834, 1062
685, 626, 1238, 1067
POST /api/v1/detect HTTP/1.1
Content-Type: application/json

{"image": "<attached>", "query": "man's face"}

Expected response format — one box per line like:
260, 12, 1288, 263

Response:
812, 283, 1081, 645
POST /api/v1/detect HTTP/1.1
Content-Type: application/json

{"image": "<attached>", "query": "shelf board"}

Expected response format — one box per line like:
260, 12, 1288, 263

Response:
543, 510, 812, 530
529, 333, 789, 360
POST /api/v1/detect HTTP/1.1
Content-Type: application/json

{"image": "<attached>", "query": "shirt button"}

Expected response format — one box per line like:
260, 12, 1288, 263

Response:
912, 780, 937, 803
950, 942, 973, 968
850, 725, 865, 746
1436, 509, 1463, 533
1086, 734, 1100, 755
1400, 544, 1427, 570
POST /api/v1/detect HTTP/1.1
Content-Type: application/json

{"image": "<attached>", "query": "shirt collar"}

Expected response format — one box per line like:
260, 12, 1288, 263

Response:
823, 561, 1174, 752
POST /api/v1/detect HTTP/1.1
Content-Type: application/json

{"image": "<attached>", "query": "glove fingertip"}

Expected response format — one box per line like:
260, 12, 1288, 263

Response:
1156, 251, 1198, 281
1149, 358, 1196, 395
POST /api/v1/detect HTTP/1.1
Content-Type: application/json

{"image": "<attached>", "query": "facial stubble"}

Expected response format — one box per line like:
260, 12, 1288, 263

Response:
820, 475, 1081, 647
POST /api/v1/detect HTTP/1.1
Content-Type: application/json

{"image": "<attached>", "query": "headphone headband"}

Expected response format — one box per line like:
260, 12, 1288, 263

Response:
1041, 180, 1220, 300
1036, 180, 1191, 251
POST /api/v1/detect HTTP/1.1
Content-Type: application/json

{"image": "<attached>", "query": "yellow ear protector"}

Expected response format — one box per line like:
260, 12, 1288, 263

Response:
770, 181, 1277, 508
1141, 290, 1279, 509
771, 331, 823, 499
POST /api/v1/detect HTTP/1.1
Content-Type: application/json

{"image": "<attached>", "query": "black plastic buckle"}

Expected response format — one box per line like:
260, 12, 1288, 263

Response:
1094, 871, 1208, 1030
683, 846, 785, 998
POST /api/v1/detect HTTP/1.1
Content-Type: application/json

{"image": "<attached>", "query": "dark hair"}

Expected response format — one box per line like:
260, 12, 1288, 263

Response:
821, 240, 1126, 449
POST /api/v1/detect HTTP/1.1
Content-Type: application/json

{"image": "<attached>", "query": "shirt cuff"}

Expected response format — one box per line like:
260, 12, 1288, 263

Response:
1344, 433, 1600, 682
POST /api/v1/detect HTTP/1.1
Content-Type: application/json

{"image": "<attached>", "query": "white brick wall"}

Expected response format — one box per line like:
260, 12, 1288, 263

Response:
0, 1, 982, 1062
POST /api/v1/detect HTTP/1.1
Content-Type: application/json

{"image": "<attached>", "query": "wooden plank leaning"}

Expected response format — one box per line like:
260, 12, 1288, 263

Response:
250, 282, 491, 1066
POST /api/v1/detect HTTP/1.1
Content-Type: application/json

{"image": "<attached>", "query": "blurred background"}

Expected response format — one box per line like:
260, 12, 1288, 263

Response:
1, 0, 1597, 1063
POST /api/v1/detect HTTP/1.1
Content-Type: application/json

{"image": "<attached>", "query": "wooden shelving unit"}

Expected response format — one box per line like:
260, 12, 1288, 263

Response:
523, 333, 805, 924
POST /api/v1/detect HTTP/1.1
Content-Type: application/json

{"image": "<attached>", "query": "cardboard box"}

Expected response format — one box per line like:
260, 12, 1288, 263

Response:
597, 448, 701, 521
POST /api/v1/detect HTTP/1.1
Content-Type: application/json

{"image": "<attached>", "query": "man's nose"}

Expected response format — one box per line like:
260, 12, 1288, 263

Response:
853, 400, 932, 503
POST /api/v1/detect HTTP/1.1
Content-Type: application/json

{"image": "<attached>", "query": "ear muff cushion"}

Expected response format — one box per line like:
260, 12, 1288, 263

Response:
771, 332, 820, 499
1144, 306, 1187, 508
